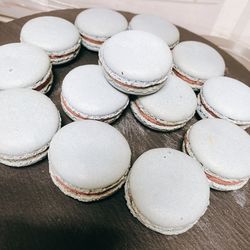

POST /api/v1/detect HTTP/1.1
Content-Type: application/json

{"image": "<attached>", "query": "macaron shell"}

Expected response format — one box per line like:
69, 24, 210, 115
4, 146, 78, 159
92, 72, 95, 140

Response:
129, 14, 179, 48
127, 148, 209, 232
62, 65, 129, 117
188, 119, 250, 179
173, 41, 225, 80
202, 77, 250, 122
75, 8, 128, 39
100, 30, 172, 82
0, 89, 60, 156
136, 74, 197, 122
48, 121, 131, 190
20, 16, 80, 52
0, 43, 50, 89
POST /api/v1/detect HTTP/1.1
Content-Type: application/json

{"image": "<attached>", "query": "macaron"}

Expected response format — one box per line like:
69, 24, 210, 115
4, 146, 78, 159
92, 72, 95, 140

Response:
61, 65, 129, 123
75, 8, 128, 51
99, 30, 172, 95
20, 16, 81, 65
183, 118, 250, 191
131, 74, 197, 131
197, 76, 250, 129
0, 89, 61, 167
48, 120, 131, 202
129, 14, 180, 49
125, 148, 210, 235
172, 41, 225, 90
0, 43, 53, 93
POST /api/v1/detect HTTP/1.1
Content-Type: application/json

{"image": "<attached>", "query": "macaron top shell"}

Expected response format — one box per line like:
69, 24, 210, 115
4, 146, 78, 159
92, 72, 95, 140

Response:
20, 16, 80, 52
62, 65, 129, 116
100, 30, 172, 82
129, 14, 179, 47
202, 77, 250, 122
128, 148, 209, 229
188, 119, 250, 179
173, 41, 225, 80
137, 74, 197, 122
49, 121, 131, 189
0, 89, 60, 156
0, 43, 50, 89
75, 8, 128, 39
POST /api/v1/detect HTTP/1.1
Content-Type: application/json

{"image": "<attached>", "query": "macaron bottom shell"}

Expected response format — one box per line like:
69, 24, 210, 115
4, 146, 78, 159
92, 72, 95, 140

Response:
124, 178, 198, 235
50, 167, 129, 202
197, 93, 250, 130
182, 130, 249, 191
130, 101, 191, 131
0, 144, 49, 167
61, 94, 129, 123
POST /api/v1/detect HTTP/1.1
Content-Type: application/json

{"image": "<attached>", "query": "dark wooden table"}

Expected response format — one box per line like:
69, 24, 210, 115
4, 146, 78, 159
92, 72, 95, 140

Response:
0, 9, 249, 250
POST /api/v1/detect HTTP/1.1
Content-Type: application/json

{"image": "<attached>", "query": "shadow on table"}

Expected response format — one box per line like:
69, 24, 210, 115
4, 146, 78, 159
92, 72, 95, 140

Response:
0, 220, 123, 250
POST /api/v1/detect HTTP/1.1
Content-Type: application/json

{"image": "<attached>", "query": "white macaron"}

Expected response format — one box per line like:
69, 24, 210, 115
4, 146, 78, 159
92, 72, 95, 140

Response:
0, 43, 53, 93
0, 89, 61, 167
129, 14, 180, 49
197, 76, 250, 129
61, 65, 129, 123
131, 74, 197, 131
20, 16, 81, 65
172, 41, 225, 90
99, 30, 173, 95
75, 8, 128, 51
125, 148, 210, 235
183, 118, 250, 191
49, 120, 131, 202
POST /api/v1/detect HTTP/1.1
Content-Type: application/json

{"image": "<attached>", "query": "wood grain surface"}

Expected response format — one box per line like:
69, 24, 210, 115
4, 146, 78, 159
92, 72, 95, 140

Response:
0, 9, 249, 250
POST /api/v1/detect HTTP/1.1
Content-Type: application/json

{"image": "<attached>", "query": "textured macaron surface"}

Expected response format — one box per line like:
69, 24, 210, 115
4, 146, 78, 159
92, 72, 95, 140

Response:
62, 65, 129, 116
202, 77, 250, 122
75, 8, 128, 39
173, 41, 225, 80
188, 119, 250, 179
100, 30, 172, 82
129, 14, 179, 46
20, 16, 80, 52
136, 74, 197, 122
0, 43, 50, 89
49, 121, 131, 189
0, 89, 60, 156
128, 148, 209, 229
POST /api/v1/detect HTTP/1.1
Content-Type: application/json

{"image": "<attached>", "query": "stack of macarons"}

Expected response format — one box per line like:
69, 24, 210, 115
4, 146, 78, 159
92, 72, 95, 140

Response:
1, 8, 250, 239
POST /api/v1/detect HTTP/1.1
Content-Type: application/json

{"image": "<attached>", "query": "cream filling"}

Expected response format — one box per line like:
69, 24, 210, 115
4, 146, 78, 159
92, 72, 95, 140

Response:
31, 64, 53, 91
50, 165, 129, 201
61, 94, 129, 123
99, 47, 170, 88
172, 65, 205, 88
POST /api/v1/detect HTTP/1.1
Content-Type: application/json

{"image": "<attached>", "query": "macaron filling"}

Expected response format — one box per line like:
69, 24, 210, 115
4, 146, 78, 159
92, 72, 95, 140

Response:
173, 67, 203, 87
33, 67, 53, 93
48, 39, 81, 64
197, 92, 250, 128
183, 130, 248, 189
80, 34, 105, 45
50, 166, 129, 201
61, 94, 128, 123
131, 101, 188, 130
